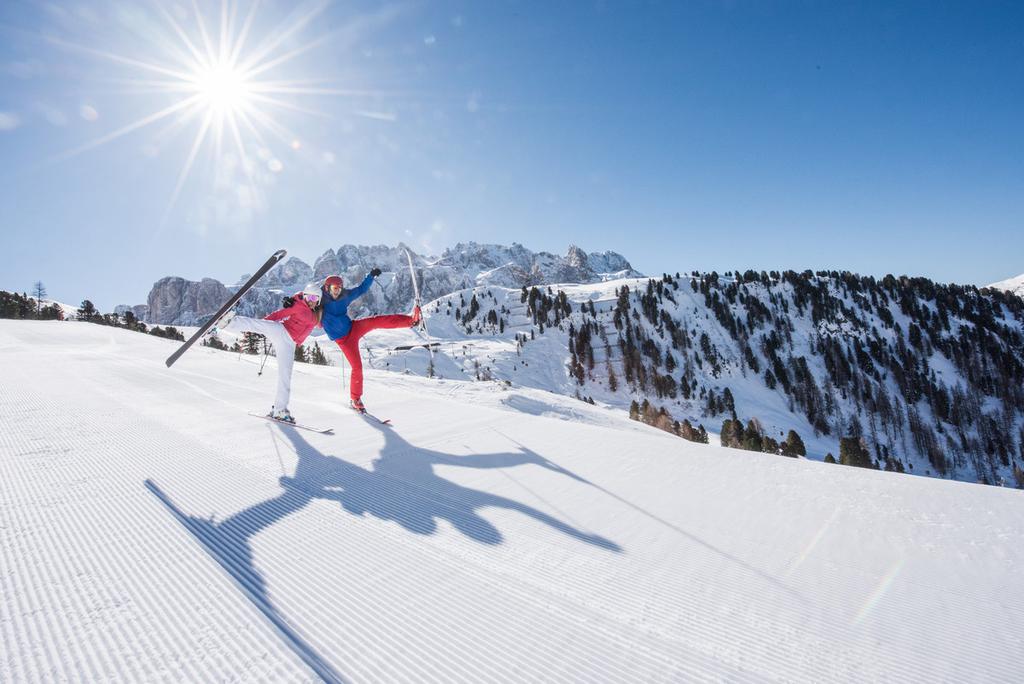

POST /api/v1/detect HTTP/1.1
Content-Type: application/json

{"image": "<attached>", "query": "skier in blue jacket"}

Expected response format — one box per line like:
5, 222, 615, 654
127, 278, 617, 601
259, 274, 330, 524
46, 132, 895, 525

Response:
321, 270, 421, 412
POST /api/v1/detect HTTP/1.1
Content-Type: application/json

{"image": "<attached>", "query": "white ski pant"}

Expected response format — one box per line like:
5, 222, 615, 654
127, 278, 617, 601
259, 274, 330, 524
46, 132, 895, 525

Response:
225, 316, 296, 411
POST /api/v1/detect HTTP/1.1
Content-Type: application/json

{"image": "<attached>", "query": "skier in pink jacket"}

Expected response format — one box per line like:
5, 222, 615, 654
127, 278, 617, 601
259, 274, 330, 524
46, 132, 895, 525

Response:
213, 286, 322, 423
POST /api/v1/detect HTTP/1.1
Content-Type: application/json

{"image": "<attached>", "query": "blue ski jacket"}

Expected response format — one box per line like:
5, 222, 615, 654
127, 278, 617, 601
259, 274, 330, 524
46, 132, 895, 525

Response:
321, 274, 374, 341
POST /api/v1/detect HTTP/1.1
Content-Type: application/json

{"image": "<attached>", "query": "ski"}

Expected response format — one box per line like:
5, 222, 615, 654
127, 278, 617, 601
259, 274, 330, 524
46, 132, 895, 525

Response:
404, 247, 428, 336
248, 412, 334, 434
352, 407, 392, 426
391, 342, 442, 351
165, 249, 287, 368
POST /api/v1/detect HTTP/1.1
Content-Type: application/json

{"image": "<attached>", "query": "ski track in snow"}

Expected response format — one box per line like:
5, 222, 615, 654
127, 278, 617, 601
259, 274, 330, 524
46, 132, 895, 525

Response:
2, 321, 1023, 682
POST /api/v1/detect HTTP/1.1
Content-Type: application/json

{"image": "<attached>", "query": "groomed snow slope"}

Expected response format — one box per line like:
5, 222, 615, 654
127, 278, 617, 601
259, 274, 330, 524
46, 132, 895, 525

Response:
1, 320, 1022, 682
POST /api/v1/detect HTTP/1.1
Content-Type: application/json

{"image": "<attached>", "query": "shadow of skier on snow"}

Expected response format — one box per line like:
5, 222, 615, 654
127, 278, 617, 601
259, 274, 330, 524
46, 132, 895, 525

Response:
144, 478, 344, 683
143, 419, 619, 680
276, 417, 621, 551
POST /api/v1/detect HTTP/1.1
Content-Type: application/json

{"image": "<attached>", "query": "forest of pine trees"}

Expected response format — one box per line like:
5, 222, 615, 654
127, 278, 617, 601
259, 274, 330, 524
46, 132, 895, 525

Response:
0, 290, 64, 321
432, 270, 1024, 486
203, 330, 331, 366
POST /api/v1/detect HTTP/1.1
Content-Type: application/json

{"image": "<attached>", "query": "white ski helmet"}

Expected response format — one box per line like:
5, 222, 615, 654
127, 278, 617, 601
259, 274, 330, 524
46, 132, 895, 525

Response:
301, 285, 321, 304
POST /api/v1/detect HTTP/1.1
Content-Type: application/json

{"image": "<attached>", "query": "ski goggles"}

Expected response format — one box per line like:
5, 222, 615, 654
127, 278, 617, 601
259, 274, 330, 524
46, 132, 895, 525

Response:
303, 293, 321, 304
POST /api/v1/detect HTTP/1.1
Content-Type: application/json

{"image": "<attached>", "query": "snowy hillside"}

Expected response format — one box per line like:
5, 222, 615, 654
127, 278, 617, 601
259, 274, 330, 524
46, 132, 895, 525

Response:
2, 319, 1023, 682
358, 272, 1024, 489
39, 299, 79, 319
988, 272, 1024, 298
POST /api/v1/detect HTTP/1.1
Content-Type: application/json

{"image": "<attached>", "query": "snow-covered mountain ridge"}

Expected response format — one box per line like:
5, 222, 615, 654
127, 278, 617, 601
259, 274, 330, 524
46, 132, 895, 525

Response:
142, 242, 642, 325
988, 272, 1024, 299
2, 319, 1022, 681
356, 270, 1024, 489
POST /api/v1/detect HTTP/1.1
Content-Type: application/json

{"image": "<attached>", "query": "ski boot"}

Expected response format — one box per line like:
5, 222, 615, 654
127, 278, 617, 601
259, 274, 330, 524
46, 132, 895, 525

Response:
208, 309, 236, 336
350, 398, 366, 414
270, 408, 296, 424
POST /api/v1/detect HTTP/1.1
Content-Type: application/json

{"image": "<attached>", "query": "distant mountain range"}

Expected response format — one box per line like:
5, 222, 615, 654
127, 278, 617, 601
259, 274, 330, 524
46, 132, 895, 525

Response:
137, 242, 642, 325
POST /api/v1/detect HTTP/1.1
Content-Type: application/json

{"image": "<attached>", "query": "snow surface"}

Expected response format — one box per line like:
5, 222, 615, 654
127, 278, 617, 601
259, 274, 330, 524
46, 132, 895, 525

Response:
2, 320, 1023, 682
987, 273, 1024, 298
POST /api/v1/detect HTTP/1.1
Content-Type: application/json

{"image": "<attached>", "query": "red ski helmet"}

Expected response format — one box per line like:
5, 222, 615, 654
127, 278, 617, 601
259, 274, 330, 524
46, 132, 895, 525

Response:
324, 275, 344, 289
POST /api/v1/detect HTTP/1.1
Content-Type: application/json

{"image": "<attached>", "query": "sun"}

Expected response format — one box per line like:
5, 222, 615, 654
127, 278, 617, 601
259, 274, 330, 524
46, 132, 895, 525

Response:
49, 1, 360, 222
192, 63, 253, 116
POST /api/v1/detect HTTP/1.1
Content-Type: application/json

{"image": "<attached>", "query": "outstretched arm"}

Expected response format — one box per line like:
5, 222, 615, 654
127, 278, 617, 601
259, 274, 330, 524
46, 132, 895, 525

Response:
344, 273, 376, 303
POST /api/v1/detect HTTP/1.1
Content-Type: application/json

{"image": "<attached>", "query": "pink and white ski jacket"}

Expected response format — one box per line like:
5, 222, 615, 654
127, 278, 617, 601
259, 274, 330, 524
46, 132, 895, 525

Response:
264, 295, 320, 344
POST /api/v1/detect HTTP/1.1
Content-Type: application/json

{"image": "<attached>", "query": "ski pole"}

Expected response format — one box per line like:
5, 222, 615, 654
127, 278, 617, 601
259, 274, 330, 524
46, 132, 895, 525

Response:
258, 340, 270, 376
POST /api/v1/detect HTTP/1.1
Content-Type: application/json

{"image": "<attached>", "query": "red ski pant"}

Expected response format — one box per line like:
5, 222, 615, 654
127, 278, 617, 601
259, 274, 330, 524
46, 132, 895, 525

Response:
335, 314, 414, 400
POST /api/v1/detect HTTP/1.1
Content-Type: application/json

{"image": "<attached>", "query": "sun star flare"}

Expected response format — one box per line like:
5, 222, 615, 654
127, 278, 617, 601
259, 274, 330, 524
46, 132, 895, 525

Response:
52, 0, 345, 223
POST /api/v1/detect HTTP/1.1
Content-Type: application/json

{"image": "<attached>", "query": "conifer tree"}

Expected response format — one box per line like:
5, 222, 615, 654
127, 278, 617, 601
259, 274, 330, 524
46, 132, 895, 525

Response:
839, 437, 873, 469
242, 332, 263, 355
696, 424, 709, 444
202, 333, 229, 351
722, 387, 736, 419
720, 419, 742, 448
783, 430, 806, 457
846, 414, 863, 439
164, 326, 185, 341
742, 419, 763, 452
33, 281, 46, 315
77, 300, 97, 321
309, 342, 330, 366
640, 399, 653, 425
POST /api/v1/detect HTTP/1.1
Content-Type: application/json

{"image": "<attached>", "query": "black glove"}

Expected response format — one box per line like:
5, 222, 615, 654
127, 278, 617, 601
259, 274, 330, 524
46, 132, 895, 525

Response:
282, 296, 295, 308
370, 267, 382, 277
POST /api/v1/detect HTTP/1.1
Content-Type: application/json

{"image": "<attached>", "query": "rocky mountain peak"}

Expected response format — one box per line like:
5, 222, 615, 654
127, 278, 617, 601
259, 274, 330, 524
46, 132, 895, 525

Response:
565, 244, 589, 270
142, 241, 642, 324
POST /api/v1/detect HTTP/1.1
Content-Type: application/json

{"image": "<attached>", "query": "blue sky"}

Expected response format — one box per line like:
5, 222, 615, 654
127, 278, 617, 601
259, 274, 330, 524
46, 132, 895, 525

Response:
1, 0, 1021, 311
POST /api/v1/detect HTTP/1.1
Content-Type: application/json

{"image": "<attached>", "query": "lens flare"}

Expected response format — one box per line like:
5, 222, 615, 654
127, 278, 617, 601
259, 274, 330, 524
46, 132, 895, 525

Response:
48, 0, 376, 223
